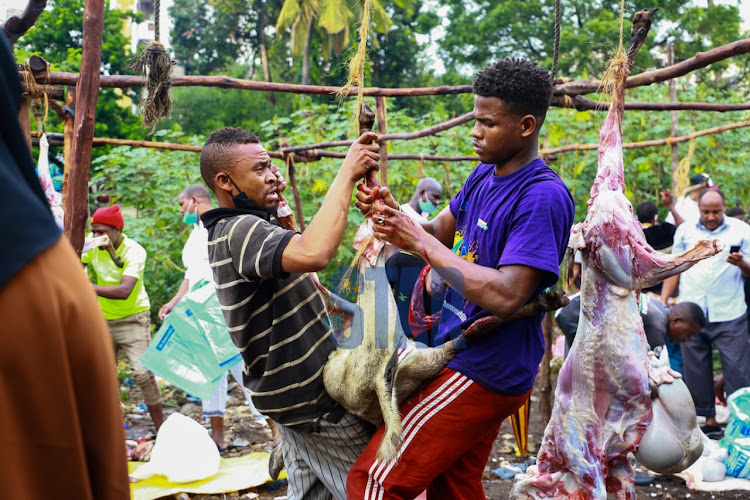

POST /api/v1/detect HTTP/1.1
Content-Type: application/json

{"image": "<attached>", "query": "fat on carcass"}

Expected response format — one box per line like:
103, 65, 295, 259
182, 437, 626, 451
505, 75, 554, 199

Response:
512, 9, 722, 500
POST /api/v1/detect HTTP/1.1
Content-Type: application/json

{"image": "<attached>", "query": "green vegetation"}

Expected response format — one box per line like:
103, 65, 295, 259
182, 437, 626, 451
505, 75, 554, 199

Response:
13, 0, 750, 324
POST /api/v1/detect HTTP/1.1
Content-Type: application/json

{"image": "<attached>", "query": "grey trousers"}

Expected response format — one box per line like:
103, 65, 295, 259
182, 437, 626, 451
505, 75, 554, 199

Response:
276, 412, 374, 500
681, 313, 750, 417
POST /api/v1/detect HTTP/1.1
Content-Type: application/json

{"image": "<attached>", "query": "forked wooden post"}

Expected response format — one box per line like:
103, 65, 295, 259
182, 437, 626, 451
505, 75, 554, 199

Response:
64, 0, 104, 255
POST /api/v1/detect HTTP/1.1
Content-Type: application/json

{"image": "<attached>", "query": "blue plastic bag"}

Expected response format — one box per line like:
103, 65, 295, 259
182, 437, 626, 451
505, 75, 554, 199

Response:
142, 281, 241, 400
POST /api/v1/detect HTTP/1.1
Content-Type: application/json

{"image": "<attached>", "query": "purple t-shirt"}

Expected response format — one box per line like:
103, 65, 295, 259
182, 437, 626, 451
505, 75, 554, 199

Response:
437, 159, 574, 395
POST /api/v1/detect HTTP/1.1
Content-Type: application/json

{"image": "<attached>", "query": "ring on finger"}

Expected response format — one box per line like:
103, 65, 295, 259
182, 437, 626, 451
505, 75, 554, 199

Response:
375, 215, 386, 225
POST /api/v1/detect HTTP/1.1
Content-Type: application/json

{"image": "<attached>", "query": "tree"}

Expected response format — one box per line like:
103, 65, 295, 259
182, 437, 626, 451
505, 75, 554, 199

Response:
275, 0, 400, 85
433, 0, 742, 79
169, 0, 284, 80
16, 0, 143, 140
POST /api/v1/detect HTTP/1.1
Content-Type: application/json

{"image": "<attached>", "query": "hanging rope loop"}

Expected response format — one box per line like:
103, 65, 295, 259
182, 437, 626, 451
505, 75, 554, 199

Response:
550, 0, 562, 79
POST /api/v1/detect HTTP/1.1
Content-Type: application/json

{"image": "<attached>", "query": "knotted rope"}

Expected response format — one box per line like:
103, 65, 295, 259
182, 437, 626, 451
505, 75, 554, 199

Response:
128, 0, 173, 134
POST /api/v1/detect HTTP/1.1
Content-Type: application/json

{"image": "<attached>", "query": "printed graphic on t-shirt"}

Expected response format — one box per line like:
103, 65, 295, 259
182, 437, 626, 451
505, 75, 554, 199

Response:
451, 229, 478, 264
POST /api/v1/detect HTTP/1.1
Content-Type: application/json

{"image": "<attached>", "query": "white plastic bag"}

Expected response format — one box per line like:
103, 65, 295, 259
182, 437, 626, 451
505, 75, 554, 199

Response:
130, 413, 220, 483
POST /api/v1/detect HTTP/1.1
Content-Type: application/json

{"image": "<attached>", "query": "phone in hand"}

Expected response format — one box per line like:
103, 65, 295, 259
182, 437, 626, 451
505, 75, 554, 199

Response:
730, 244, 741, 254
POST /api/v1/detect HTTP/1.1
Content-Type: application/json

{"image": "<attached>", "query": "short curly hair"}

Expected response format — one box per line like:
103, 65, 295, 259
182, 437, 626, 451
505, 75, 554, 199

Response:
200, 127, 261, 189
473, 58, 552, 122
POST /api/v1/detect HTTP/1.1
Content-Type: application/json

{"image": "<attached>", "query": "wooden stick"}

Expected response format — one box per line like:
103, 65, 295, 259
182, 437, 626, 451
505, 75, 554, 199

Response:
282, 112, 475, 154
1, 0, 47, 44
555, 37, 750, 97
23, 37, 750, 99
64, 0, 104, 256
551, 95, 750, 112
375, 96, 388, 186
37, 119, 750, 163
62, 89, 75, 205
544, 120, 750, 155
538, 313, 554, 428
18, 96, 31, 152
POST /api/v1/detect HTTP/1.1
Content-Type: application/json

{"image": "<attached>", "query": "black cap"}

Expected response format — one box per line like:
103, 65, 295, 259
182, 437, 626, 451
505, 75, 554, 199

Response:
690, 173, 710, 186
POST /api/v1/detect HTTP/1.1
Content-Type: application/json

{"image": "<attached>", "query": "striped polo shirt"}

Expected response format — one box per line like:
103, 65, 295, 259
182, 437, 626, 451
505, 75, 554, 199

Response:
202, 208, 340, 432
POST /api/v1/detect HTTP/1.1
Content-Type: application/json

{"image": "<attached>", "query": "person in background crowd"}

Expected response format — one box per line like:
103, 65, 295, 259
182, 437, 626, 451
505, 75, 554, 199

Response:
159, 183, 279, 454
636, 200, 678, 296
82, 204, 165, 431
556, 294, 705, 375
386, 177, 446, 343
399, 177, 443, 222
663, 173, 714, 226
726, 206, 746, 222
0, 30, 129, 499
661, 188, 750, 433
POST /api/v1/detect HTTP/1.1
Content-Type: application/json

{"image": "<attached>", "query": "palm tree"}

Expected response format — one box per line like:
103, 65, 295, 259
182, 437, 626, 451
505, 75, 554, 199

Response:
276, 0, 394, 85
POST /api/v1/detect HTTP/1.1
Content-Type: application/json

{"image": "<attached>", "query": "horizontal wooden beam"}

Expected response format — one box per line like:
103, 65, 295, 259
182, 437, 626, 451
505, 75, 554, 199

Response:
22, 38, 749, 101
36, 119, 750, 163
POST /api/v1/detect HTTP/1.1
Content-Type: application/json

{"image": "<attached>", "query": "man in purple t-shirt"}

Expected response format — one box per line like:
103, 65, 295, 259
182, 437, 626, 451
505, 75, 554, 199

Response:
349, 58, 574, 498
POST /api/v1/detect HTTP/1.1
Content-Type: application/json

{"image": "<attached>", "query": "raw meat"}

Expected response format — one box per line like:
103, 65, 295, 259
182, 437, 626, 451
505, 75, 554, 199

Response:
512, 9, 721, 499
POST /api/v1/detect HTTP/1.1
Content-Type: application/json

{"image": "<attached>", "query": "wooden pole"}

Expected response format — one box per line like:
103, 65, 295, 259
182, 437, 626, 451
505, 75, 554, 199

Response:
18, 96, 31, 152
36, 118, 750, 163
538, 313, 554, 427
668, 44, 680, 193
282, 112, 475, 155
24, 37, 750, 98
375, 96, 388, 186
64, 0, 104, 255
62, 89, 75, 205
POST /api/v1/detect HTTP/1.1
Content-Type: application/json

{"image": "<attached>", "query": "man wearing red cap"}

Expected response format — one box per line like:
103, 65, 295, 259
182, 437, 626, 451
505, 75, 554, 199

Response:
82, 204, 164, 430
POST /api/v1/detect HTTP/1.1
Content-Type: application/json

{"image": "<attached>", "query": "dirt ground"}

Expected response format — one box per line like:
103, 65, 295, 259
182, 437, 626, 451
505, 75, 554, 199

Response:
124, 362, 747, 500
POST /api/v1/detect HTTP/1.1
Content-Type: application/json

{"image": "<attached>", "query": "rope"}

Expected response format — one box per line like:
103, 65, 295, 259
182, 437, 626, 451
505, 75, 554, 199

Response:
154, 0, 160, 42
22, 60, 50, 131
418, 154, 424, 180
676, 138, 697, 197
550, 0, 562, 78
338, 0, 373, 135
618, 0, 626, 52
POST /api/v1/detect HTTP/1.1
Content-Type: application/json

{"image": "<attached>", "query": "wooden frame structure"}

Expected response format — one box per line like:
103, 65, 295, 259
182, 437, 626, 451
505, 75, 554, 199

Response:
7, 0, 750, 431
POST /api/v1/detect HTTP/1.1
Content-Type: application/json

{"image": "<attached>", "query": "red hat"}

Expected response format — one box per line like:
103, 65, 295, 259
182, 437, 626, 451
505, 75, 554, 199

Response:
92, 204, 125, 229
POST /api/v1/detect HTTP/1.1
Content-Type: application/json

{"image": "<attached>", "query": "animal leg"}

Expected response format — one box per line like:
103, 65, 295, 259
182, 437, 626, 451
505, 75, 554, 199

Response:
375, 348, 402, 461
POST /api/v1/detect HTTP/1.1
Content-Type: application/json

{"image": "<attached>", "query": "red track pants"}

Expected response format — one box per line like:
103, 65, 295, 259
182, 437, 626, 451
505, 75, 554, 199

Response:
347, 367, 530, 500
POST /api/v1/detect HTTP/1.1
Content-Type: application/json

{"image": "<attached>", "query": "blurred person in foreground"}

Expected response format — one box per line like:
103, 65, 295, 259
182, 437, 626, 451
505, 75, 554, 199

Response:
0, 31, 129, 498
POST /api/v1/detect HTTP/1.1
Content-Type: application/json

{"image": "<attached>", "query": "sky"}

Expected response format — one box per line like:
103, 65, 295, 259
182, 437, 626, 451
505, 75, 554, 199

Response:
2, 0, 748, 55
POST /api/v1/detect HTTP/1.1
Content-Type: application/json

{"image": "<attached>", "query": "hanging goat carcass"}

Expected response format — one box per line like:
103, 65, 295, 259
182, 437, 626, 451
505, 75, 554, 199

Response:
512, 9, 721, 499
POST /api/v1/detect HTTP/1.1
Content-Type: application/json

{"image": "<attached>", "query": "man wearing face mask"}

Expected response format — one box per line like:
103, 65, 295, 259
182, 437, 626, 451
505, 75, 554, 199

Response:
199, 127, 380, 499
400, 177, 443, 222
159, 184, 280, 453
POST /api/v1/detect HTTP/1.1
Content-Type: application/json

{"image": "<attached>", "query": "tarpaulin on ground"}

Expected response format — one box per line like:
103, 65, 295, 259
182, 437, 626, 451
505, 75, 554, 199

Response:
128, 452, 286, 500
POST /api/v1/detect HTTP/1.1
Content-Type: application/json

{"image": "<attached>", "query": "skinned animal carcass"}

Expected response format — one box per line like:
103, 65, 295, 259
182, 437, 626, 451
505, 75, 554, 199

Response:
512, 9, 722, 499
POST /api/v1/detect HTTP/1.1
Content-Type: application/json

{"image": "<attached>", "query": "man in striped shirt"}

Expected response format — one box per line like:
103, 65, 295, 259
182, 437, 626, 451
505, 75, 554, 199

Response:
199, 127, 379, 500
